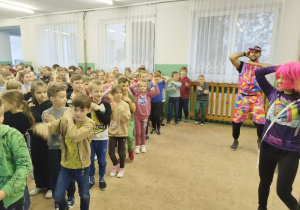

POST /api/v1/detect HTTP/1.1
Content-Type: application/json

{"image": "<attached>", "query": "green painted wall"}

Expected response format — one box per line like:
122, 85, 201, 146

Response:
78, 63, 96, 72
0, 61, 13, 66
23, 61, 33, 65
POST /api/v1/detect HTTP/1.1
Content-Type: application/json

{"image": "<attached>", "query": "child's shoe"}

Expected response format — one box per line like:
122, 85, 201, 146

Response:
145, 135, 150, 140
99, 181, 106, 191
141, 145, 146, 153
117, 168, 125, 178
135, 146, 140, 154
128, 150, 134, 160
110, 164, 119, 176
195, 121, 199, 124
29, 187, 46, 196
45, 190, 52, 199
89, 182, 95, 191
150, 128, 156, 134
67, 197, 75, 209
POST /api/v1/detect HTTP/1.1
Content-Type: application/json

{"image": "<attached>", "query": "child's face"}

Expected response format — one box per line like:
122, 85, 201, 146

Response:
0, 104, 4, 126
154, 76, 160, 83
120, 82, 129, 94
83, 82, 89, 91
59, 71, 66, 76
90, 73, 97, 78
172, 73, 179, 81
71, 106, 90, 123
45, 70, 52, 76
99, 73, 105, 80
198, 76, 205, 84
4, 75, 14, 82
87, 69, 91, 75
90, 85, 104, 102
108, 74, 115, 82
113, 68, 119, 74
22, 73, 32, 84
1, 98, 13, 112
113, 88, 123, 101
56, 80, 65, 87
71, 79, 83, 92
149, 74, 153, 81
30, 72, 36, 80
138, 82, 147, 93
51, 91, 67, 108
140, 73, 148, 82
180, 70, 187, 78
34, 86, 48, 104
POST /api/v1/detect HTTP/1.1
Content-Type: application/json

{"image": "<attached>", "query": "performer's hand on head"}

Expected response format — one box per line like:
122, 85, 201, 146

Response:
245, 50, 250, 57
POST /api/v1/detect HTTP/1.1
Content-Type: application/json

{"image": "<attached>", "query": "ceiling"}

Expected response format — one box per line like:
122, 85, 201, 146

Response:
0, 0, 172, 19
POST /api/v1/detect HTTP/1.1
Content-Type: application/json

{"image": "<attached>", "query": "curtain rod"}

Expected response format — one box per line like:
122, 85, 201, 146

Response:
18, 0, 189, 19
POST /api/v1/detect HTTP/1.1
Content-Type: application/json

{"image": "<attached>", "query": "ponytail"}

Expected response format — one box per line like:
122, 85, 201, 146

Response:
22, 100, 35, 126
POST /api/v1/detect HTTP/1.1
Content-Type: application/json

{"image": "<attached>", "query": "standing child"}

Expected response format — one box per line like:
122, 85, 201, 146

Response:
130, 80, 159, 153
118, 78, 136, 160
166, 71, 182, 126
42, 85, 76, 210
195, 75, 209, 125
104, 72, 115, 91
34, 93, 94, 210
19, 71, 32, 95
178, 67, 191, 122
0, 98, 32, 210
67, 74, 83, 107
87, 80, 111, 191
108, 84, 131, 178
28, 81, 52, 199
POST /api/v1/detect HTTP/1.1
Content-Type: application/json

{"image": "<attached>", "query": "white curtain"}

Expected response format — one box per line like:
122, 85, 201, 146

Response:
21, 13, 81, 69
189, 0, 284, 83
95, 4, 156, 73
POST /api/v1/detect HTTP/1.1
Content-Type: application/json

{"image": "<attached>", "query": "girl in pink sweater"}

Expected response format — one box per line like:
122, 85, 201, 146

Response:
130, 81, 159, 153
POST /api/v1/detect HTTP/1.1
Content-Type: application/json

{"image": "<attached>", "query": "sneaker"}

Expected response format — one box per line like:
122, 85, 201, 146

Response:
141, 145, 146, 153
175, 123, 178, 126
117, 168, 125, 178
185, 119, 188, 123
45, 190, 52, 199
54, 203, 59, 210
99, 181, 106, 191
161, 122, 165, 126
150, 128, 156, 134
230, 140, 239, 151
257, 138, 262, 149
195, 121, 199, 124
67, 197, 75, 209
201, 123, 204, 126
157, 128, 161, 135
135, 146, 140, 154
29, 187, 46, 196
89, 182, 95, 191
145, 135, 150, 140
110, 165, 119, 176
128, 150, 134, 160
166, 122, 170, 126
94, 155, 97, 160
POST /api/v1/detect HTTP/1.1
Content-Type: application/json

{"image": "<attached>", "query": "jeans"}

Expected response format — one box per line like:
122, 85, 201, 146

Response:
0, 197, 23, 210
194, 100, 208, 123
90, 140, 107, 183
179, 98, 189, 120
54, 166, 90, 210
167, 97, 179, 124
258, 142, 299, 210
23, 184, 30, 210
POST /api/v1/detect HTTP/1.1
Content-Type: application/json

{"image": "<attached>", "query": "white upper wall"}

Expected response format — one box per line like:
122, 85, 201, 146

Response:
155, 1, 191, 64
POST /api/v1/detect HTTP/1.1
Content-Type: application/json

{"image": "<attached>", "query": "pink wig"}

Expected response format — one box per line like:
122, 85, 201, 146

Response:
275, 61, 300, 91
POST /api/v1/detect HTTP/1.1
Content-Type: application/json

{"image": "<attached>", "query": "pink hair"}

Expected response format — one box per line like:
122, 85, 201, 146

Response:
275, 61, 300, 91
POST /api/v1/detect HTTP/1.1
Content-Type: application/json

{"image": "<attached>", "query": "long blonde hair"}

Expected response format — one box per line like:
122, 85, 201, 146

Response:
1, 90, 35, 126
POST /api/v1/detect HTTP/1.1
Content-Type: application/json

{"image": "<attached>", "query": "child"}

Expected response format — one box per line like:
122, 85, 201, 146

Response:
195, 75, 209, 125
87, 80, 111, 190
252, 61, 300, 210
82, 77, 91, 95
98, 70, 106, 84
42, 85, 76, 209
104, 72, 115, 91
112, 67, 119, 75
0, 98, 32, 210
108, 84, 131, 178
19, 71, 32, 94
41, 66, 52, 84
5, 80, 22, 91
28, 81, 52, 199
67, 74, 83, 107
34, 93, 94, 210
1, 90, 35, 210
166, 71, 182, 126
55, 75, 67, 89
90, 72, 98, 78
178, 67, 191, 122
118, 78, 136, 160
130, 80, 159, 153
150, 72, 170, 135
124, 68, 132, 78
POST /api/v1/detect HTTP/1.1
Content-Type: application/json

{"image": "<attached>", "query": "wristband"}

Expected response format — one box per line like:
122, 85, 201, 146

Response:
243, 52, 246, 56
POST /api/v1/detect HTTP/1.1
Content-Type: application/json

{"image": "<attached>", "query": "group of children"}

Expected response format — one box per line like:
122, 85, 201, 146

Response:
0, 63, 209, 210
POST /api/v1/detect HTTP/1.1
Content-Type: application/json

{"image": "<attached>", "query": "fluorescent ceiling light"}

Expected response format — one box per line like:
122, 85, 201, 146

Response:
106, 29, 115, 33
0, 1, 34, 13
98, 0, 113, 5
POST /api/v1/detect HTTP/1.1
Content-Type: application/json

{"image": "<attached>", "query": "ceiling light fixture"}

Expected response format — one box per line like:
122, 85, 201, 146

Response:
98, 0, 113, 5
0, 1, 34, 14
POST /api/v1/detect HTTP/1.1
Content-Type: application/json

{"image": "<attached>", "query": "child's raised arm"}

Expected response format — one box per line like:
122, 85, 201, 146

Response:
129, 82, 139, 96
149, 82, 160, 98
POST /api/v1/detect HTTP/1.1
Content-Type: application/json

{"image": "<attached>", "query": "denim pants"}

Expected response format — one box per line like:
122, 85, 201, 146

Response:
23, 184, 30, 210
167, 97, 179, 124
195, 100, 208, 123
179, 98, 189, 120
90, 140, 107, 183
54, 166, 90, 210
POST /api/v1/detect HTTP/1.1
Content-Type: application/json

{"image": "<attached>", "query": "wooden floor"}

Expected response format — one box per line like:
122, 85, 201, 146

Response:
27, 121, 300, 210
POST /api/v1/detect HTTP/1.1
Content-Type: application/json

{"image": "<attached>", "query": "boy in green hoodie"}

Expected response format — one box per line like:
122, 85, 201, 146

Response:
0, 98, 32, 210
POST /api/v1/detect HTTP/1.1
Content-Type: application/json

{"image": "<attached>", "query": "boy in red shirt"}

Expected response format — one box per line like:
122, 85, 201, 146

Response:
178, 67, 191, 122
